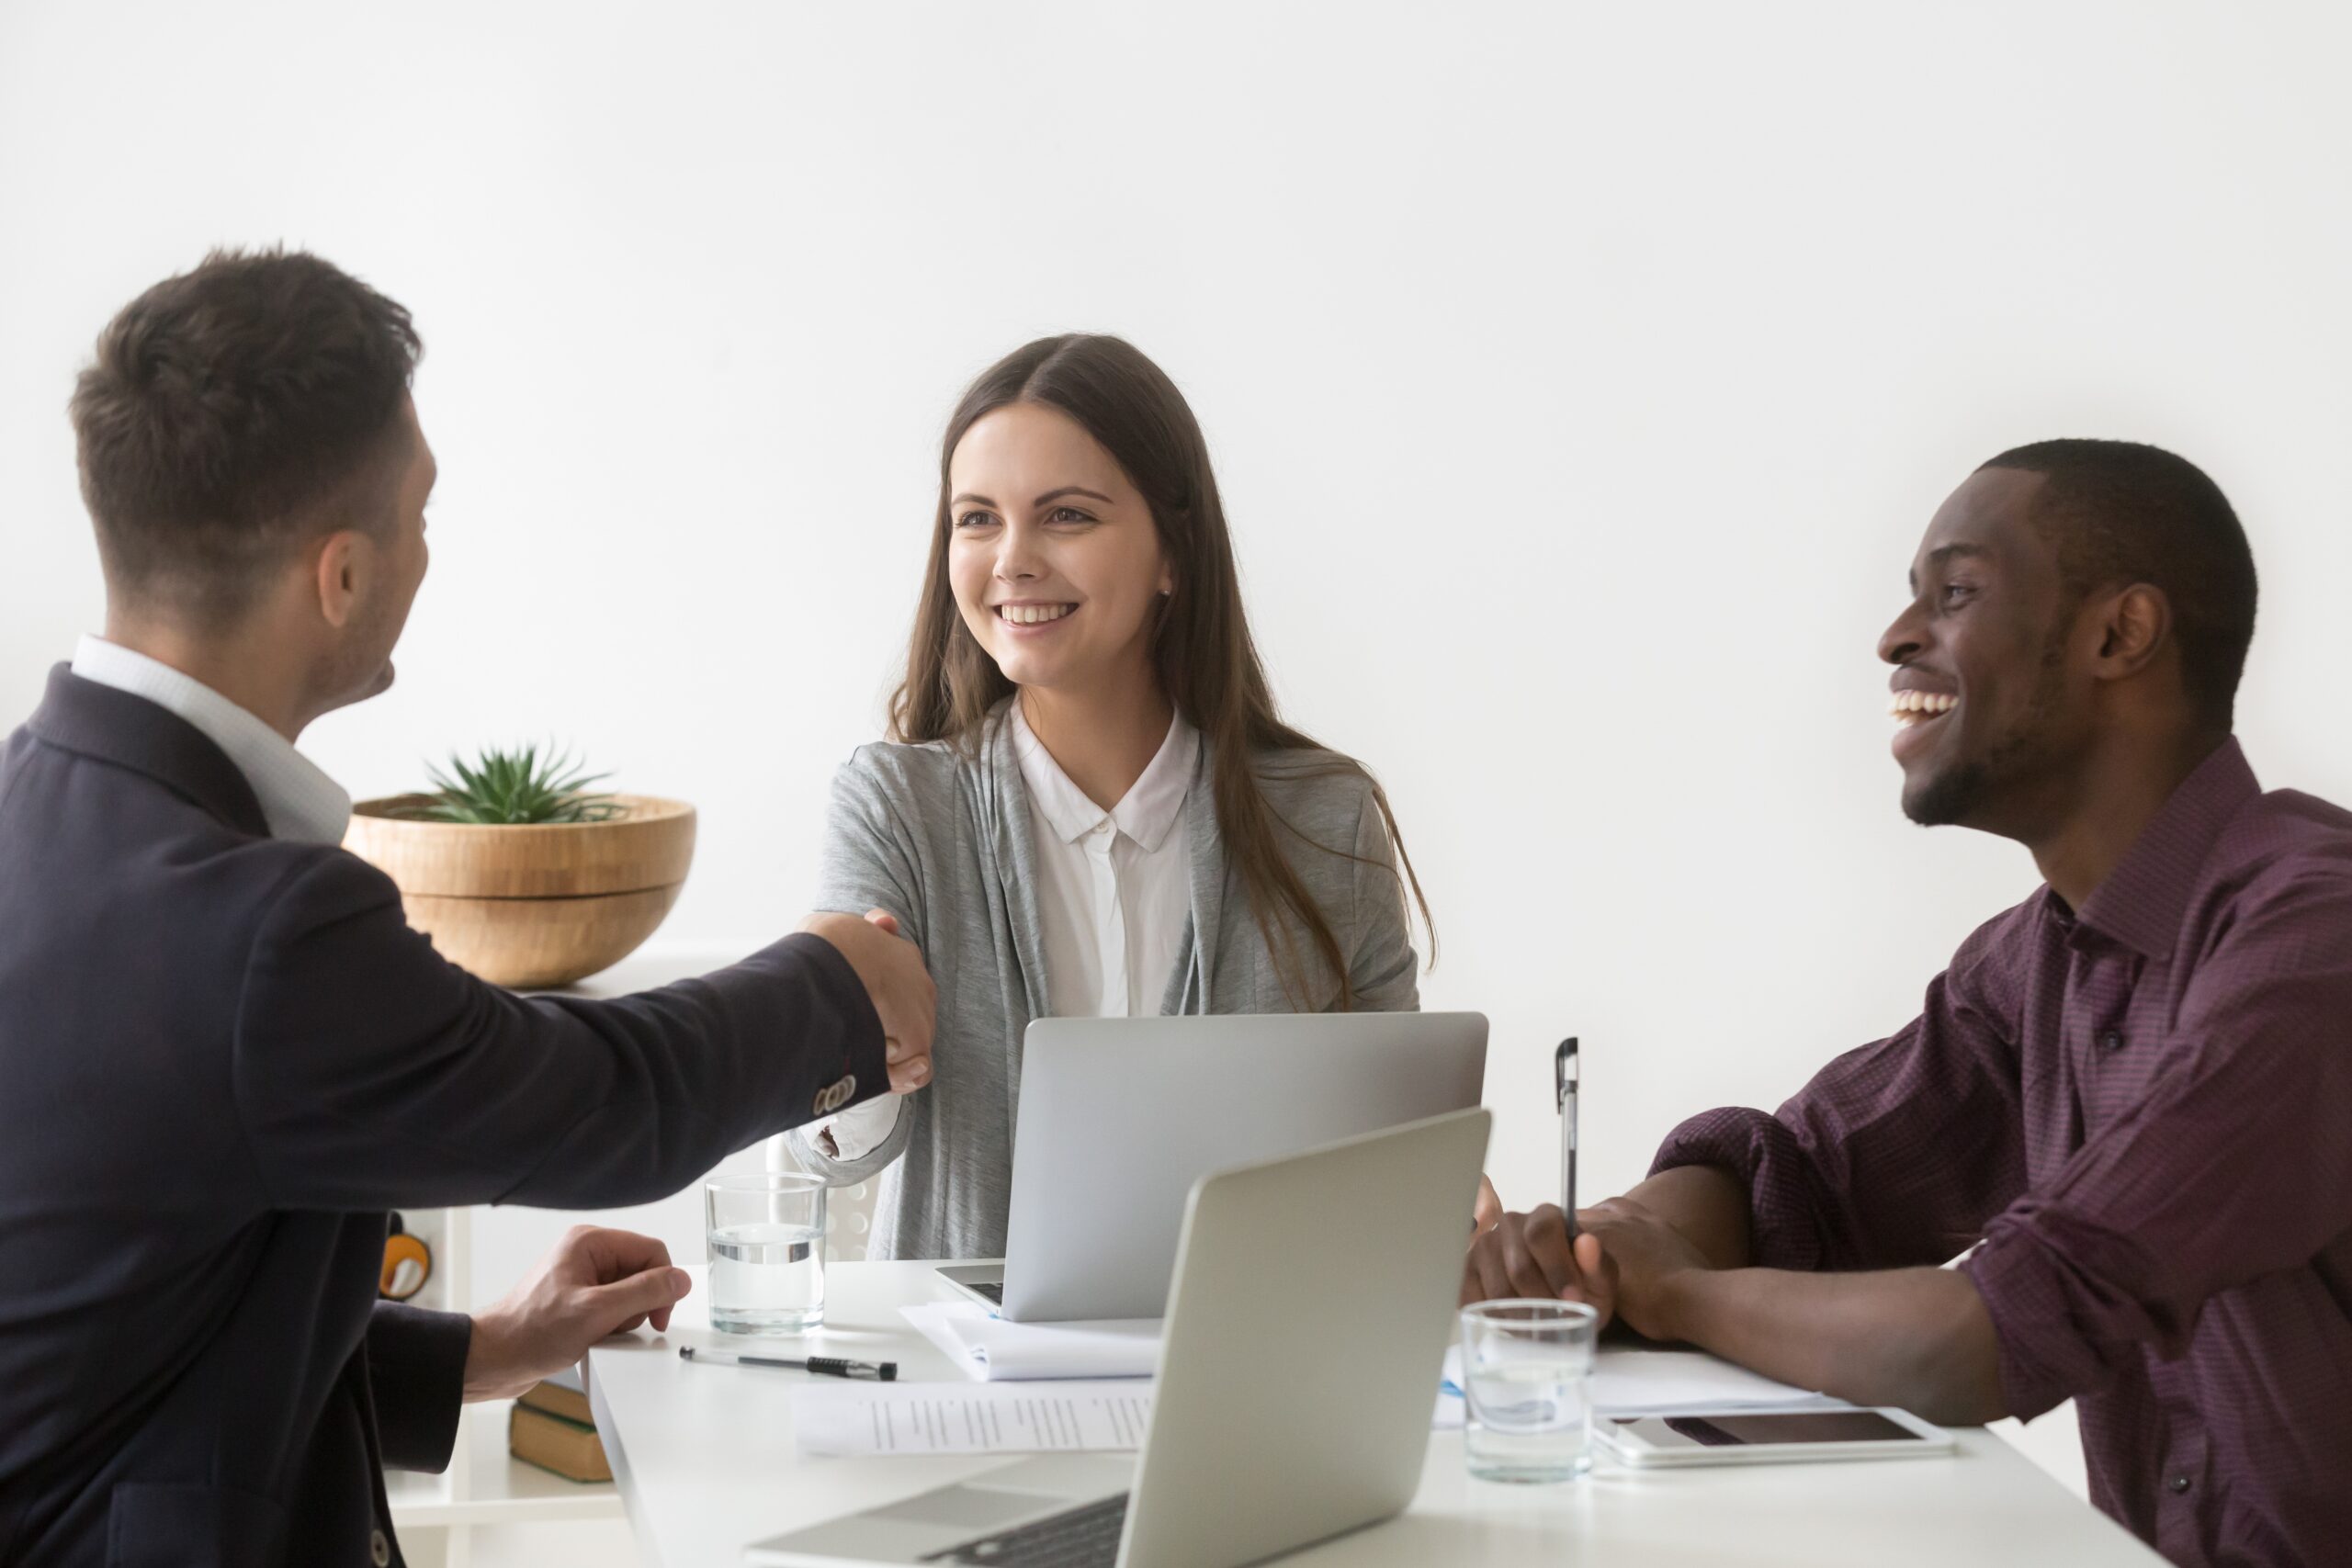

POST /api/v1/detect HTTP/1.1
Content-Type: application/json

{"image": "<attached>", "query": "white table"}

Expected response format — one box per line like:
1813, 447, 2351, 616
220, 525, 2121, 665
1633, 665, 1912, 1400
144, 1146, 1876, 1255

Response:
589, 1262, 2162, 1567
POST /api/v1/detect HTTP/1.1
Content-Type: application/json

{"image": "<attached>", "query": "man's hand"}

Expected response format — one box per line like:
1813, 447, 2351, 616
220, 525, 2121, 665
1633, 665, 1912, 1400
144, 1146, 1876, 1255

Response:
804, 908, 935, 1094
1460, 1196, 1716, 1341
464, 1225, 690, 1402
1571, 1196, 1715, 1340
1472, 1175, 1504, 1235
1462, 1203, 1612, 1317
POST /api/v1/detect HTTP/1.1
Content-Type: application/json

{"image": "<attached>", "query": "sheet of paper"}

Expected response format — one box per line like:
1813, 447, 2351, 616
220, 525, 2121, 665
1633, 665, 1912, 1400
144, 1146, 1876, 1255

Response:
901, 1301, 1161, 1382
789, 1381, 1155, 1456
1436, 1345, 1832, 1421
1590, 1348, 1826, 1413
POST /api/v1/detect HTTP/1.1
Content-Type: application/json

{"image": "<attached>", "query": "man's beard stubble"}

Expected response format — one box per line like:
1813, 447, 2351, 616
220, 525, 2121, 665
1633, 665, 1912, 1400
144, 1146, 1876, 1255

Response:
1902, 632, 2071, 829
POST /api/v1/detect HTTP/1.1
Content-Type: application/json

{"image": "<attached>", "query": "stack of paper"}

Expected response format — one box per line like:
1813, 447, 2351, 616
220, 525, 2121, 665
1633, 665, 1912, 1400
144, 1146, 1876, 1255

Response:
1432, 1346, 1835, 1430
791, 1381, 1154, 1456
901, 1301, 1160, 1381
1589, 1348, 1828, 1415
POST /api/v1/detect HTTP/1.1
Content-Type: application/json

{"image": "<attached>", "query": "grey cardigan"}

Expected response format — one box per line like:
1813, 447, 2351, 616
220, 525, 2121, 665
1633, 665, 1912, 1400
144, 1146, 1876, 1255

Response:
785, 705, 1420, 1261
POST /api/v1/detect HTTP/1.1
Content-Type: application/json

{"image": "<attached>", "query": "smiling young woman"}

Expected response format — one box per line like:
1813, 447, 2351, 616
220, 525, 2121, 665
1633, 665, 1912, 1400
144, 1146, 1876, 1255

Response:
785, 333, 1436, 1261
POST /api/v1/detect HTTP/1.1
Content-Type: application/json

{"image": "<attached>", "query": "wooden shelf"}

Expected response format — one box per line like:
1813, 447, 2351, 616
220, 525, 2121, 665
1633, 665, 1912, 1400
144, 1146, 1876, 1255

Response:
386, 1401, 626, 1528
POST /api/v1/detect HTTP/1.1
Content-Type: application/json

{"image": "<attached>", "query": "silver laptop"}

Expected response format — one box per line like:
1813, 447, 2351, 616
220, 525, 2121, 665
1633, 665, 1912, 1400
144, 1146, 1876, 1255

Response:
747, 1106, 1491, 1568
939, 1012, 1486, 1322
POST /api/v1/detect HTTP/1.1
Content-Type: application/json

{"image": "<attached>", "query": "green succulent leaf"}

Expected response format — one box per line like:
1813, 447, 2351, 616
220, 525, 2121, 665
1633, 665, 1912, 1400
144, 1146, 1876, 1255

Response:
396, 741, 623, 825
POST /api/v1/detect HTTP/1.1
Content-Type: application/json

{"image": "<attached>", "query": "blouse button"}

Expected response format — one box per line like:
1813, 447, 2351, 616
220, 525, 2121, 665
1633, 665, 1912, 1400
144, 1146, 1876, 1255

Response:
2100, 1030, 2124, 1051
2167, 1474, 2192, 1495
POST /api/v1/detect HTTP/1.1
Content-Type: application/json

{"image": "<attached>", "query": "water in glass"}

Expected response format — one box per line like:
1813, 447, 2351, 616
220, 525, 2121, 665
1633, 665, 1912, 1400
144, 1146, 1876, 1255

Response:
1460, 1299, 1597, 1483
707, 1221, 824, 1334
1463, 1355, 1593, 1481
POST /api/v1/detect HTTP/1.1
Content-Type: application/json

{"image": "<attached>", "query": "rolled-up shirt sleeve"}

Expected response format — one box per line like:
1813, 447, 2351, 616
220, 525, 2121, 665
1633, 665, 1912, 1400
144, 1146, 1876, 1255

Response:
1652, 899, 2038, 1272
1961, 874, 2352, 1420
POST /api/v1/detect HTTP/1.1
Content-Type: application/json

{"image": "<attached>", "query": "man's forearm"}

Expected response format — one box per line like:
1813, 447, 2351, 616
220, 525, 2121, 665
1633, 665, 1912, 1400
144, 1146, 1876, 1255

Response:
1654, 1263, 2009, 1426
1621, 1164, 1754, 1270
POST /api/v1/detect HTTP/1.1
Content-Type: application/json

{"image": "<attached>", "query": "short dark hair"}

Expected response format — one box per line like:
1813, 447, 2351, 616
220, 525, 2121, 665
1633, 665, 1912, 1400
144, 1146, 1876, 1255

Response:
1979, 438, 2257, 729
70, 247, 422, 626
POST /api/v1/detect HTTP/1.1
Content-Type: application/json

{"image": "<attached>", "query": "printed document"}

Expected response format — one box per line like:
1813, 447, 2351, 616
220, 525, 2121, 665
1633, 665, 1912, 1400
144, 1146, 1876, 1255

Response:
901, 1301, 1161, 1381
790, 1381, 1156, 1456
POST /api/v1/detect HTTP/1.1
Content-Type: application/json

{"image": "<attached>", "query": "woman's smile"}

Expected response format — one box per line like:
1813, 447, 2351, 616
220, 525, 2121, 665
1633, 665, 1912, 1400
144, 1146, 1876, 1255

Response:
995, 601, 1079, 628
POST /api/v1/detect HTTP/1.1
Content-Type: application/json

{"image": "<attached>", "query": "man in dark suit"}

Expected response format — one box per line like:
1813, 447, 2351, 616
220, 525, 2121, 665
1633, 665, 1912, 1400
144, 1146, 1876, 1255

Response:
0, 249, 937, 1566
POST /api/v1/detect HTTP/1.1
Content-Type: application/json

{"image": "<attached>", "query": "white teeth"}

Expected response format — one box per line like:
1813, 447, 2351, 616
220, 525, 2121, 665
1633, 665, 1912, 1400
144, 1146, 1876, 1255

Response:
998, 604, 1075, 626
1887, 691, 1957, 721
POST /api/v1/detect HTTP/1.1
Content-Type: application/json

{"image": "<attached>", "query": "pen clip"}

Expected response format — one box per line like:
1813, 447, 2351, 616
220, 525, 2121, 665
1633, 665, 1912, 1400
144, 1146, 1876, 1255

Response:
1555, 1037, 1578, 1112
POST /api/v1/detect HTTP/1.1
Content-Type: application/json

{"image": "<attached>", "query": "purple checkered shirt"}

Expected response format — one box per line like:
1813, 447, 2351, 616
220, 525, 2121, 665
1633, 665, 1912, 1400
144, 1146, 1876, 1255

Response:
1653, 739, 2352, 1568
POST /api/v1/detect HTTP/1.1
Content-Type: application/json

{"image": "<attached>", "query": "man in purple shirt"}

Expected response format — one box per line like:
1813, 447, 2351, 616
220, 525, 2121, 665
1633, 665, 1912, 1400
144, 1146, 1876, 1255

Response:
1467, 441, 2351, 1568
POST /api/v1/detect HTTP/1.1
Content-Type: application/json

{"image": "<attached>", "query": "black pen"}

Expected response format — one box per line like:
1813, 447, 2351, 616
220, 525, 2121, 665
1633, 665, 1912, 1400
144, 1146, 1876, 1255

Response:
1555, 1038, 1579, 1239
680, 1346, 898, 1381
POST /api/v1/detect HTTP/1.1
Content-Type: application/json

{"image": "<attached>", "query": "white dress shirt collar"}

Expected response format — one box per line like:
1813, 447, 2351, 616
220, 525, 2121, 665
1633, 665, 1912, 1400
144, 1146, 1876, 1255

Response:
1010, 701, 1198, 853
70, 635, 353, 845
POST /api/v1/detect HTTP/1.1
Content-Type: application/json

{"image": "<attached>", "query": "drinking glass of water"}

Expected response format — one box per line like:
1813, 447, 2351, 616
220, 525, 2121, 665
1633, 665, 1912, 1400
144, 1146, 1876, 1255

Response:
705, 1172, 827, 1334
1459, 1299, 1598, 1483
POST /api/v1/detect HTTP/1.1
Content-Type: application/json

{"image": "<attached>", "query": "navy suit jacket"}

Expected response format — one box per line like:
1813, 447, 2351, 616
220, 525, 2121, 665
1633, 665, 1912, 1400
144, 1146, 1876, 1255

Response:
0, 669, 889, 1565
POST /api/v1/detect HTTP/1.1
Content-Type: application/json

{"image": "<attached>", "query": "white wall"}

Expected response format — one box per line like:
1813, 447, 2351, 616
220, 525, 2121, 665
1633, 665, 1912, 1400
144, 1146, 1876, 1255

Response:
6, 0, 2349, 1361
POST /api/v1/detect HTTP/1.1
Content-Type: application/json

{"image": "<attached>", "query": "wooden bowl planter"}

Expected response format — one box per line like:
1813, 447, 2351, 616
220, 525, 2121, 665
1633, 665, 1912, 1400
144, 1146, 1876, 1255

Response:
343, 795, 696, 989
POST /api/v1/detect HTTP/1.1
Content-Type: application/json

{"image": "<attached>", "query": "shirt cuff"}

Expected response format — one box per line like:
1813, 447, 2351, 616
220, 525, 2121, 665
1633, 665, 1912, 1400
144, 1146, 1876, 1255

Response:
816, 1095, 902, 1162
1648, 1106, 1828, 1272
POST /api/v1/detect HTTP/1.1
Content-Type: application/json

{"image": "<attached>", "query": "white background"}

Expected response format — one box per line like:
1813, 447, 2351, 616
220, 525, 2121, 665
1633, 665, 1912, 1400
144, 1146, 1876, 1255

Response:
7, 0, 2350, 1537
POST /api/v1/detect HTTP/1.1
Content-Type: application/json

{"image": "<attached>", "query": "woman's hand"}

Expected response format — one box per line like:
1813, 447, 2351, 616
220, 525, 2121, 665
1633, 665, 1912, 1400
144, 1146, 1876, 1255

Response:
803, 908, 935, 1093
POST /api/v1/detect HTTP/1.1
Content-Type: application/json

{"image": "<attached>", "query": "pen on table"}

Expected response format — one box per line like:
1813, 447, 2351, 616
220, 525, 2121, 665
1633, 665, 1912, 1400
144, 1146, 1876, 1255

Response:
679, 1346, 898, 1381
1555, 1037, 1579, 1239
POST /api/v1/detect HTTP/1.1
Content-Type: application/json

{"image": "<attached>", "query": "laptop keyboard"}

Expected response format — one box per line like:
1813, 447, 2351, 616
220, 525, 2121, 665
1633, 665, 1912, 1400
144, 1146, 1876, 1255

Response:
918, 1492, 1129, 1566
966, 1280, 1004, 1304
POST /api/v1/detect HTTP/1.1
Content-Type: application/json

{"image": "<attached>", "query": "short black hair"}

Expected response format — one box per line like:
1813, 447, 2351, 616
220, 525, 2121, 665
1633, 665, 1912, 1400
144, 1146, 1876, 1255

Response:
70, 247, 422, 627
1979, 438, 2256, 729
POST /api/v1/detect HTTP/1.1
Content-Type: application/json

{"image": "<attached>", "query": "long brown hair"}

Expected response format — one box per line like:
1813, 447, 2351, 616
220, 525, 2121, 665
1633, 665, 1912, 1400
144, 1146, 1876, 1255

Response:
888, 333, 1434, 1009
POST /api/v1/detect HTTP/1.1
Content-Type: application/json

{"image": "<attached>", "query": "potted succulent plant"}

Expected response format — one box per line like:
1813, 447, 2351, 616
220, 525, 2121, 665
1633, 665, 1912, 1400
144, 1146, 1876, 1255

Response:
343, 743, 695, 989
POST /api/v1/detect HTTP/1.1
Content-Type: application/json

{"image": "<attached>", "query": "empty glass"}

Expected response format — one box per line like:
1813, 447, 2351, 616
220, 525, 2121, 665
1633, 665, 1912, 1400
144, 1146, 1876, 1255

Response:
705, 1172, 826, 1334
1459, 1299, 1598, 1483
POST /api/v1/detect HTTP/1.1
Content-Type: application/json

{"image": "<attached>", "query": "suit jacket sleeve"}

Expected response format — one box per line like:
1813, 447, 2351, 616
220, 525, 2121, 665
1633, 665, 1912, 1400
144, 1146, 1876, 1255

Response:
231, 851, 891, 1211
365, 1303, 472, 1472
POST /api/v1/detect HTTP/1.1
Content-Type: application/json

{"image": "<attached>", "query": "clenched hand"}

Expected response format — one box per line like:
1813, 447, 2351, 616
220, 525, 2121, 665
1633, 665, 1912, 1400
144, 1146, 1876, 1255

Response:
1460, 1197, 1714, 1343
463, 1225, 691, 1402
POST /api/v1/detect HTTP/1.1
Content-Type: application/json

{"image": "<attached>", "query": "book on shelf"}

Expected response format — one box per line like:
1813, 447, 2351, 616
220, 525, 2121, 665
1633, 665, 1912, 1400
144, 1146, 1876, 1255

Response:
509, 1373, 610, 1483
516, 1365, 594, 1427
